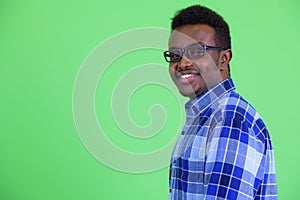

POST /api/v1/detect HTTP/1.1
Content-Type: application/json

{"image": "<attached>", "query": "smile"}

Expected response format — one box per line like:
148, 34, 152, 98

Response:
176, 72, 201, 85
176, 71, 200, 79
181, 74, 194, 79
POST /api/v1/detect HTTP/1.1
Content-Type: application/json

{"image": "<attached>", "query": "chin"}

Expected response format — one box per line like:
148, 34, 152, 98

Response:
178, 88, 197, 99
178, 87, 205, 100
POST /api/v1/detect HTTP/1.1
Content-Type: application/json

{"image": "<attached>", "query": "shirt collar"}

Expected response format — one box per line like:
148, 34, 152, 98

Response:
185, 78, 236, 116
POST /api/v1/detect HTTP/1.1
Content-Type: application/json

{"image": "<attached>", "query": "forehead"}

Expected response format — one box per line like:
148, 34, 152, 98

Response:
169, 24, 216, 48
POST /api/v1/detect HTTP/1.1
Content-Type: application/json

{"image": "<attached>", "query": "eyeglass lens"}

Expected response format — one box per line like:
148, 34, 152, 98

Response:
165, 44, 205, 62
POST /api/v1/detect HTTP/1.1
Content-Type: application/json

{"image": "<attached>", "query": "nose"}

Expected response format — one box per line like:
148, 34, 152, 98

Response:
177, 54, 192, 71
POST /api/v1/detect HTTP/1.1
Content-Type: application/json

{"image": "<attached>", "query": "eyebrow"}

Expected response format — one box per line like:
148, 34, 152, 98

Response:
169, 41, 207, 49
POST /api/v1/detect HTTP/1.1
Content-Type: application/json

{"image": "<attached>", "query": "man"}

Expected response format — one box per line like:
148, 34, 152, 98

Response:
163, 5, 277, 200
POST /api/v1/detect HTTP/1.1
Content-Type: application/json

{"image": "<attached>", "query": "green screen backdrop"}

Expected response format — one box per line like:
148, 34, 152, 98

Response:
1, 0, 299, 199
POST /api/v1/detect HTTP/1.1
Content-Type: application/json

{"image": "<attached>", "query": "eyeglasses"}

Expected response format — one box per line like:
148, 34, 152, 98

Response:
163, 43, 227, 63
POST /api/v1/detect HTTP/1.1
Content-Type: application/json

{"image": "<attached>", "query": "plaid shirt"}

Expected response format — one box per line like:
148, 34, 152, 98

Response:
169, 78, 277, 200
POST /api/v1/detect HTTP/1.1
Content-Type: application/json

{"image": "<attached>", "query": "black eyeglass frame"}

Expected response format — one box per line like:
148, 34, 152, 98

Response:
163, 43, 227, 63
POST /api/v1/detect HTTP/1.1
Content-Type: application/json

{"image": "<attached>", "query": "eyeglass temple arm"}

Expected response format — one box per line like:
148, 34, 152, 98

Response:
205, 45, 227, 51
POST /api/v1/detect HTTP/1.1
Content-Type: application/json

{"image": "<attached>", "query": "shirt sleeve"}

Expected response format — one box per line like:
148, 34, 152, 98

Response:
203, 111, 268, 199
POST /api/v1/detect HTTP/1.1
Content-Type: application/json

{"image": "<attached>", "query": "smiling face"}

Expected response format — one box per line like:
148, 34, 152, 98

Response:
168, 24, 230, 99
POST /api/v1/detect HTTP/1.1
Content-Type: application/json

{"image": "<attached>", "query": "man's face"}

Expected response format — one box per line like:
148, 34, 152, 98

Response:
168, 24, 223, 99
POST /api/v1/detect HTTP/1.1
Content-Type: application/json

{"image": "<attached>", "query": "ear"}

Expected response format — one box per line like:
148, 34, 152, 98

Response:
218, 49, 232, 69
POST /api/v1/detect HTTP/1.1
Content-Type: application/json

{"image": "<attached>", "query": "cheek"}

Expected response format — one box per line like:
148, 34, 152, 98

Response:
193, 54, 219, 74
195, 57, 222, 88
168, 64, 176, 75
193, 60, 211, 74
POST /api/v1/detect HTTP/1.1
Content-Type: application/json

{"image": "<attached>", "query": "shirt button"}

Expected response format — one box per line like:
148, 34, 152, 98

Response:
169, 189, 172, 193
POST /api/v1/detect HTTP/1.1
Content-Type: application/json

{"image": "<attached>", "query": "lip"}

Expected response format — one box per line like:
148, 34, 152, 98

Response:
175, 70, 200, 84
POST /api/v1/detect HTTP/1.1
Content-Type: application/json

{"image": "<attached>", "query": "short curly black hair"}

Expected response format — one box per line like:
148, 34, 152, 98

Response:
171, 5, 231, 49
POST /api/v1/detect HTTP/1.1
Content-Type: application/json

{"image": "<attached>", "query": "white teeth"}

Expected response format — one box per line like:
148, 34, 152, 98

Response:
181, 74, 193, 79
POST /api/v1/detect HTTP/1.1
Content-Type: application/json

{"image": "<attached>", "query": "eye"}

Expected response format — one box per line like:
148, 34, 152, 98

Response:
169, 50, 181, 61
187, 46, 205, 58
170, 53, 179, 60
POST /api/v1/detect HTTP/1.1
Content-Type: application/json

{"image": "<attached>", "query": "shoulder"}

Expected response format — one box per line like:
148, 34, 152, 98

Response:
212, 91, 269, 144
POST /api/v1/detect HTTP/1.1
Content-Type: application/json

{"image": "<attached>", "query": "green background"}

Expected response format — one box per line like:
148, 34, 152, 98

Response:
1, 0, 299, 199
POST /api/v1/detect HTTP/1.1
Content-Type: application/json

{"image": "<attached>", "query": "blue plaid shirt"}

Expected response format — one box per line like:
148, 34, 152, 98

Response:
169, 78, 277, 200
